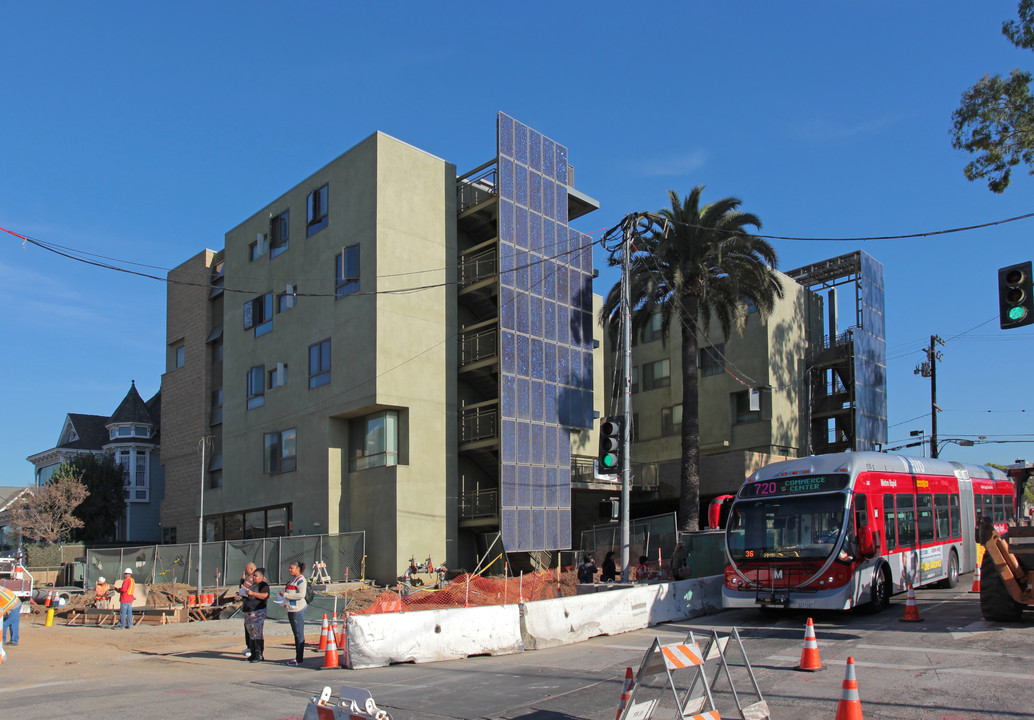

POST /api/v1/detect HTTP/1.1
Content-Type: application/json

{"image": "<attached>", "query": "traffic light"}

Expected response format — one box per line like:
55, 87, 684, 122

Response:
598, 498, 619, 521
597, 416, 625, 475
998, 261, 1034, 329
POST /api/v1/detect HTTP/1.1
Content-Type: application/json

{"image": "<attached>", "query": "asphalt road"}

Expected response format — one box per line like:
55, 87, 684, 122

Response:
1, 577, 1030, 720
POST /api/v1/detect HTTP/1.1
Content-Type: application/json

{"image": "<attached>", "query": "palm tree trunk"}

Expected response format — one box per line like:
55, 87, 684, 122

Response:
678, 302, 701, 532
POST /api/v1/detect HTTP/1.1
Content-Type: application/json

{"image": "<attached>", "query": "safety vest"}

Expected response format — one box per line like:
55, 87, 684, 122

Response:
0, 587, 15, 616
94, 582, 109, 600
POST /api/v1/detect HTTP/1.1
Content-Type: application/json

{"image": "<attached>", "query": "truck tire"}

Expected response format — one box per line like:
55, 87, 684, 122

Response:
979, 552, 1024, 622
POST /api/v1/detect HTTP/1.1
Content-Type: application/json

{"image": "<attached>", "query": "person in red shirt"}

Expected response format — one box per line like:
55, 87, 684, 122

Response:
115, 569, 136, 629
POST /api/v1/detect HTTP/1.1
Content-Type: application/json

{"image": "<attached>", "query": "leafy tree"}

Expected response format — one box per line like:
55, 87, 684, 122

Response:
601, 188, 783, 531
951, 1, 1034, 193
9, 471, 88, 544
65, 452, 128, 543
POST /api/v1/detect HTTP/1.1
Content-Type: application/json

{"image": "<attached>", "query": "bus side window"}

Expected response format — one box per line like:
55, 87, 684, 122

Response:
934, 493, 949, 541
994, 494, 1006, 523
883, 495, 897, 551
917, 494, 935, 543
982, 494, 993, 525
949, 494, 961, 540
897, 494, 916, 548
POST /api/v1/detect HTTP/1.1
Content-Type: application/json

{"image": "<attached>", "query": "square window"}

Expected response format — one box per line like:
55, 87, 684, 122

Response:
336, 245, 360, 298
349, 411, 398, 471
243, 293, 274, 336
661, 404, 683, 436
307, 184, 328, 237
309, 339, 331, 388
642, 359, 670, 391
700, 343, 725, 377
270, 210, 289, 258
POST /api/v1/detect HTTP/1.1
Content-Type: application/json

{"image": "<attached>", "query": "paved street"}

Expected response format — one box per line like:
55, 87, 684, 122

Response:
1, 578, 1031, 720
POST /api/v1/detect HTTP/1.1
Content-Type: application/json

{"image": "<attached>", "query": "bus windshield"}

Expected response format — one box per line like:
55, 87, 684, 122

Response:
727, 493, 848, 563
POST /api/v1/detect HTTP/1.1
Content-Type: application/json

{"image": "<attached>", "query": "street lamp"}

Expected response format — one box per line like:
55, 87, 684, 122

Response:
909, 430, 926, 457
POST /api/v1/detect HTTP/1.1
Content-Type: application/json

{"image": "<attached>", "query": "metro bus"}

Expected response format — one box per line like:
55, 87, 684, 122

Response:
722, 451, 1015, 611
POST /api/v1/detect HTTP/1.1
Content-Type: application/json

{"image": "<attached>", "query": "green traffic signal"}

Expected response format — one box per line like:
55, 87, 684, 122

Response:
597, 416, 625, 475
1008, 305, 1027, 322
999, 261, 1034, 330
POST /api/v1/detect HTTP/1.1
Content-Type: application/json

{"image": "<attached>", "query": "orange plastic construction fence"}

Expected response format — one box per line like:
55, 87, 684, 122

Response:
354, 570, 567, 614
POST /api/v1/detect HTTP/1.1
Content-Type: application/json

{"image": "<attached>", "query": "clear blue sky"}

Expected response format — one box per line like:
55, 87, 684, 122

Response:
2, 2, 1032, 485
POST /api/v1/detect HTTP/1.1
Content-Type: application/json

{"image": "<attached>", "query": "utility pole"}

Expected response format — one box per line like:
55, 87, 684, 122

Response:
619, 216, 633, 582
913, 335, 944, 458
197, 435, 212, 599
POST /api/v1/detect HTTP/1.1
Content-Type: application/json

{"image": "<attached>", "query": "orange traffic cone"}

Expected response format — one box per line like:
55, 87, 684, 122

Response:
318, 625, 340, 670
834, 657, 864, 720
615, 666, 633, 720
44, 590, 53, 607
795, 617, 823, 671
900, 582, 923, 622
318, 613, 329, 651
969, 564, 981, 593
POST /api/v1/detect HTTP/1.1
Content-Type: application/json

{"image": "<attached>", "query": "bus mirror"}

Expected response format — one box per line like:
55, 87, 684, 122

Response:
858, 526, 876, 558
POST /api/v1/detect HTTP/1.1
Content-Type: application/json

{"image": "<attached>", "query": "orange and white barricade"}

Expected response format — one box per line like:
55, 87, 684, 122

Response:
616, 637, 720, 720
303, 684, 393, 720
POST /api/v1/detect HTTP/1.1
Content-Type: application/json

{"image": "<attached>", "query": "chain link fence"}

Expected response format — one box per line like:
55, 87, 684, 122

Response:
85, 532, 364, 587
579, 512, 679, 576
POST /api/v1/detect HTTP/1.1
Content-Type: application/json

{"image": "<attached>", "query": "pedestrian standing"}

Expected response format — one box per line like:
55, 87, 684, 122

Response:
2, 595, 20, 645
577, 555, 597, 584
238, 562, 257, 657
600, 551, 618, 582
115, 569, 136, 629
243, 567, 270, 663
280, 561, 308, 666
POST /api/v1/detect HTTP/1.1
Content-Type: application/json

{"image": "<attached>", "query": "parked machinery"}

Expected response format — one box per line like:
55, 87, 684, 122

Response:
398, 556, 447, 593
978, 519, 1034, 621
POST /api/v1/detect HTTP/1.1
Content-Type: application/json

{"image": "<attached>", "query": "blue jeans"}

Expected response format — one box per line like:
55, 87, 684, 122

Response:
3, 608, 19, 643
119, 602, 133, 628
287, 609, 306, 663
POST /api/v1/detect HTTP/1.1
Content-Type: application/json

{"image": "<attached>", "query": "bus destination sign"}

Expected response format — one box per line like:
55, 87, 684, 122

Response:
739, 473, 850, 499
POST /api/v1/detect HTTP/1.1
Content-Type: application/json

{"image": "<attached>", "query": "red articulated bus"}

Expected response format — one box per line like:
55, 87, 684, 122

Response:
722, 451, 1014, 612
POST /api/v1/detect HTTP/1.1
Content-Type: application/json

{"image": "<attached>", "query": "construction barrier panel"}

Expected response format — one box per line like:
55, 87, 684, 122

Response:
344, 603, 523, 669
521, 577, 723, 650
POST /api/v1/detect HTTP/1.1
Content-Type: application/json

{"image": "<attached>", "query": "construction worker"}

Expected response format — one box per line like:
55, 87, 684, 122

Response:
115, 569, 136, 629
94, 576, 110, 608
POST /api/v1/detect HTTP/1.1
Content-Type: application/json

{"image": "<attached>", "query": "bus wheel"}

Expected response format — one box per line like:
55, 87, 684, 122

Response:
937, 550, 959, 589
870, 566, 891, 613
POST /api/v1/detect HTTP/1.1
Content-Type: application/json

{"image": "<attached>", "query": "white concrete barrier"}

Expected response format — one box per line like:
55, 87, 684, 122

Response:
521, 576, 723, 650
344, 604, 523, 669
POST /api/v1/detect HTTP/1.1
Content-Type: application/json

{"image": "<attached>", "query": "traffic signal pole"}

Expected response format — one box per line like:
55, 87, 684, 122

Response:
619, 216, 633, 582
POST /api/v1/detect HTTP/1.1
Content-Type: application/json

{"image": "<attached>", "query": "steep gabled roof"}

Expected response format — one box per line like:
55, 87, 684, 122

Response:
62, 414, 110, 451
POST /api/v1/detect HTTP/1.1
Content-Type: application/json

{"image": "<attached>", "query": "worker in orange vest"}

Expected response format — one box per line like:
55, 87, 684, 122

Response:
114, 569, 136, 629
93, 577, 109, 608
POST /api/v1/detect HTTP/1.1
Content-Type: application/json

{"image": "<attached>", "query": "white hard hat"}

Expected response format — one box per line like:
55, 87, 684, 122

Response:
124, 568, 133, 574
98, 576, 106, 583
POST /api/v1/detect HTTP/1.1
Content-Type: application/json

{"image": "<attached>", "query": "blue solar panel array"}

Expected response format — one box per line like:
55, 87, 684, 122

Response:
497, 112, 593, 552
854, 251, 887, 449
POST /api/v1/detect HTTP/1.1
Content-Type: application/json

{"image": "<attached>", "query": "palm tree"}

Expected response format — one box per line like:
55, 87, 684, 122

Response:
601, 187, 784, 531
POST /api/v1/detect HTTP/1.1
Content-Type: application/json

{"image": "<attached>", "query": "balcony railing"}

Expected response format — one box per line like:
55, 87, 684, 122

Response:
460, 405, 498, 443
457, 163, 498, 213
459, 489, 498, 520
460, 326, 498, 367
459, 247, 497, 288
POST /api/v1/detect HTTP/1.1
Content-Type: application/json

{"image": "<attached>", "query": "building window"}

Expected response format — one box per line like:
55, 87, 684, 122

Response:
270, 210, 289, 258
162, 527, 177, 544
700, 344, 725, 377
119, 427, 133, 437
733, 388, 762, 423
349, 410, 399, 471
243, 293, 274, 337
134, 426, 149, 438
309, 339, 331, 388
211, 388, 223, 425
642, 313, 663, 343
250, 234, 268, 261
269, 363, 288, 389
336, 245, 360, 298
247, 366, 265, 409
307, 184, 328, 237
170, 343, 185, 370
630, 366, 639, 394
661, 404, 683, 437
209, 452, 222, 489
278, 284, 297, 313
264, 428, 297, 474
134, 451, 147, 486
642, 359, 670, 391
